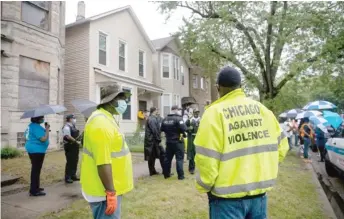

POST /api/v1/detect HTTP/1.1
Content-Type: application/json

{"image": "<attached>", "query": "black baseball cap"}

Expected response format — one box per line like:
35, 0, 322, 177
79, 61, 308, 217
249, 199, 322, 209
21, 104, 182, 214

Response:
216, 66, 241, 88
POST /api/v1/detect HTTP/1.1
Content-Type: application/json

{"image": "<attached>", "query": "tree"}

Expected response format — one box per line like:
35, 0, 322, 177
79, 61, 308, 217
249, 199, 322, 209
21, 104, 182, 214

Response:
157, 1, 344, 102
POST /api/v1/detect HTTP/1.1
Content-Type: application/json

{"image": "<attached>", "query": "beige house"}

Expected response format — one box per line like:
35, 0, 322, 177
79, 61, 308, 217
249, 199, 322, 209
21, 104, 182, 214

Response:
65, 3, 163, 134
151, 37, 191, 117
1, 1, 65, 149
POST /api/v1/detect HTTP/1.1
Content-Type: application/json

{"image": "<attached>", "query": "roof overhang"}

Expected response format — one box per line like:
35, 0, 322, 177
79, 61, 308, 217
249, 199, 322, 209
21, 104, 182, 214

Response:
94, 68, 164, 94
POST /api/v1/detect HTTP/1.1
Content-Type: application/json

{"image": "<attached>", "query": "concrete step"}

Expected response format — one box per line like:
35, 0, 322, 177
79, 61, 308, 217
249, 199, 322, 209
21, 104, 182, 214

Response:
1, 174, 21, 187
1, 184, 28, 196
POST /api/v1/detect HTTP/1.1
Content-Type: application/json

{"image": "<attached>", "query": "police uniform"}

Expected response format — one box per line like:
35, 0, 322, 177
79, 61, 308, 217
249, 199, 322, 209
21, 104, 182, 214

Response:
186, 111, 201, 174
195, 67, 289, 219
62, 115, 80, 183
161, 107, 187, 180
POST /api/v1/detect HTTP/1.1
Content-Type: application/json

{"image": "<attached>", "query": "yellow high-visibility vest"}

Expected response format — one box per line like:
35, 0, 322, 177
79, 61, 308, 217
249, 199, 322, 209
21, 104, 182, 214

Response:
81, 108, 133, 196
194, 89, 289, 198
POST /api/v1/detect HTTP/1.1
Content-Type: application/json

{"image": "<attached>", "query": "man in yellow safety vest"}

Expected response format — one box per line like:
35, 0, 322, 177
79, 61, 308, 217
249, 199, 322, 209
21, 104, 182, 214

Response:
194, 66, 289, 219
81, 84, 133, 219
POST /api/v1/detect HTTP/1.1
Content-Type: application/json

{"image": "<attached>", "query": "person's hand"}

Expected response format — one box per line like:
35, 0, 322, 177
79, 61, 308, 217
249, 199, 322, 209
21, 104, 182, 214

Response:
105, 190, 117, 215
45, 123, 50, 131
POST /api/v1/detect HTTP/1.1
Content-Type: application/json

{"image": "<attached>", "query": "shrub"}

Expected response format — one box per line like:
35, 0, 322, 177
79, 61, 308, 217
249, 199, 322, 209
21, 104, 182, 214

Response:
1, 147, 23, 159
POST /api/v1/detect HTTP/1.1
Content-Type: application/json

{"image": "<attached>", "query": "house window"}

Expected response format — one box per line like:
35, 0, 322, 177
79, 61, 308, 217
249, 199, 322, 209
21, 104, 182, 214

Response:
17, 132, 26, 148
192, 75, 198, 89
162, 54, 170, 78
99, 32, 107, 65
173, 56, 176, 79
162, 94, 171, 117
122, 88, 131, 120
21, 1, 50, 30
176, 58, 180, 80
139, 50, 145, 77
119, 41, 126, 71
181, 66, 184, 85
19, 56, 50, 110
201, 77, 205, 89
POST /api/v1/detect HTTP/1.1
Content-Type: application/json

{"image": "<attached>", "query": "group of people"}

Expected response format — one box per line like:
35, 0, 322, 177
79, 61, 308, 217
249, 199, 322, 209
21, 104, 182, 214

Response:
144, 105, 201, 180
281, 117, 332, 163
24, 66, 292, 219
24, 113, 83, 196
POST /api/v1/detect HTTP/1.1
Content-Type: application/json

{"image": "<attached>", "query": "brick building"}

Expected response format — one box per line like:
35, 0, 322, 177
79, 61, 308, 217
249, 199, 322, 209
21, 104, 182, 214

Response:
1, 1, 65, 149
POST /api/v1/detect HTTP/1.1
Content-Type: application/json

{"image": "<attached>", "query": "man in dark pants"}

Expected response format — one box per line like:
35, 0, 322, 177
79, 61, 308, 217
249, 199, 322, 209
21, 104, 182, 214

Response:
186, 109, 201, 174
62, 114, 80, 183
144, 107, 165, 176
161, 105, 187, 180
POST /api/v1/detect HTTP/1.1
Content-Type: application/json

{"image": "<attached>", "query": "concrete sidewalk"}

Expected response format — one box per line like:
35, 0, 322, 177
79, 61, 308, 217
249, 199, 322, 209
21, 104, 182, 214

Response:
1, 158, 167, 219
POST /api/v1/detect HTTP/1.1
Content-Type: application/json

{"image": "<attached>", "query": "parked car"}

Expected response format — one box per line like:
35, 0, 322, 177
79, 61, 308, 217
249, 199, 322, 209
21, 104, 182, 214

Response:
325, 137, 344, 178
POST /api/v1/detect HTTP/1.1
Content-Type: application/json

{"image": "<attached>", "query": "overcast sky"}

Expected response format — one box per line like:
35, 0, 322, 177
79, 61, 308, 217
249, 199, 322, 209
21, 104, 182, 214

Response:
65, 0, 189, 40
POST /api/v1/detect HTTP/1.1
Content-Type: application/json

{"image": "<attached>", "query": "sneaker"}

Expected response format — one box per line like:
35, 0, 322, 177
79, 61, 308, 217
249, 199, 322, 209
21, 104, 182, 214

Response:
65, 178, 73, 184
30, 191, 46, 197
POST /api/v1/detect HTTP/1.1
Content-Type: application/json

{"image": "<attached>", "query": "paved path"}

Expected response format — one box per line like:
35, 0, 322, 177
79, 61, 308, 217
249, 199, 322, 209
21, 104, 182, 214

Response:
1, 155, 169, 219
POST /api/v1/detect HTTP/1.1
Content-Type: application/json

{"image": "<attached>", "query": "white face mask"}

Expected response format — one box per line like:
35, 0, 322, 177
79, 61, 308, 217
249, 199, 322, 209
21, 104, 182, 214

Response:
72, 119, 76, 124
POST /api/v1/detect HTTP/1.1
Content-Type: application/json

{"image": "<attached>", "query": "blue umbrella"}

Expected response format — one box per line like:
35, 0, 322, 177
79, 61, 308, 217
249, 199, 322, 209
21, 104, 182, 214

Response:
309, 116, 330, 133
303, 101, 337, 110
323, 111, 343, 129
296, 110, 322, 119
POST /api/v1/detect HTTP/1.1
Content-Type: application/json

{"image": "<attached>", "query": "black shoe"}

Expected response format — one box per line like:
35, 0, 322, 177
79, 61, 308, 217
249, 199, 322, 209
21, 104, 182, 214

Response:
189, 170, 195, 175
164, 174, 171, 179
178, 177, 185, 180
150, 171, 160, 176
65, 178, 73, 184
319, 160, 325, 162
30, 191, 46, 196
71, 176, 80, 181
39, 188, 44, 191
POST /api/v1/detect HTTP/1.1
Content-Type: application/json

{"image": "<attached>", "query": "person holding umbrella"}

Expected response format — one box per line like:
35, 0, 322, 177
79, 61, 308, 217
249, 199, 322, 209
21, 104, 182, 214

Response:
21, 104, 67, 197
62, 114, 81, 183
24, 116, 50, 196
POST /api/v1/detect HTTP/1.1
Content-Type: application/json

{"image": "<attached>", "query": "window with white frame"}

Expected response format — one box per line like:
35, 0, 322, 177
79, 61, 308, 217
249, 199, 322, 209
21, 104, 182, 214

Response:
181, 66, 185, 85
162, 54, 170, 78
201, 77, 205, 89
21, 1, 50, 30
176, 58, 180, 80
192, 75, 198, 88
139, 50, 145, 77
119, 41, 126, 71
98, 32, 107, 65
172, 56, 176, 79
122, 88, 131, 120
162, 94, 171, 117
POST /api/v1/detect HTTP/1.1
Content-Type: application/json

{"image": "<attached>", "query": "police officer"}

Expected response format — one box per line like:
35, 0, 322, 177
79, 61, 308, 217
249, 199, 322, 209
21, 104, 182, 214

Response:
186, 109, 201, 174
194, 66, 289, 219
62, 114, 80, 183
161, 105, 187, 180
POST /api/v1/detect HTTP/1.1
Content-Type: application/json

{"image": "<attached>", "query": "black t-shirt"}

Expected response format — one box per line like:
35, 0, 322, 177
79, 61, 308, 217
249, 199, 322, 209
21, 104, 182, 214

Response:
303, 124, 311, 138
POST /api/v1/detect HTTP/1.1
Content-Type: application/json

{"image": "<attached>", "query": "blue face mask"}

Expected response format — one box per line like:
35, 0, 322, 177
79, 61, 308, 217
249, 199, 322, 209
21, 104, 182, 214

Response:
115, 100, 127, 115
40, 119, 45, 124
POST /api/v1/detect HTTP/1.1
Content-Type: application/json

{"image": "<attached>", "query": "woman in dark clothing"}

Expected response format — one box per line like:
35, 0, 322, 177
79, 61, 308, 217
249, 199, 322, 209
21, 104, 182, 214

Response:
301, 118, 313, 163
24, 116, 50, 196
298, 118, 305, 145
315, 127, 326, 162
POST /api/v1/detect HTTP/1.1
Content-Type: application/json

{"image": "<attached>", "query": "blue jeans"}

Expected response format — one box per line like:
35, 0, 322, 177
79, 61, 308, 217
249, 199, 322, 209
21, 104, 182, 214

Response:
294, 134, 299, 146
90, 196, 122, 219
287, 137, 292, 150
303, 137, 311, 159
209, 195, 267, 219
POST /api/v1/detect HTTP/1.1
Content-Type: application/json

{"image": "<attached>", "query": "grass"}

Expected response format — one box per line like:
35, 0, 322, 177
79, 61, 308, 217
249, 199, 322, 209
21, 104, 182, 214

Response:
40, 151, 327, 219
1, 148, 144, 188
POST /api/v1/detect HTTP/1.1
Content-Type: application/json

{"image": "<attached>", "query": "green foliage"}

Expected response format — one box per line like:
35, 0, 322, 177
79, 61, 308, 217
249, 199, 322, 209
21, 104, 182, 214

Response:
157, 1, 344, 101
1, 147, 23, 159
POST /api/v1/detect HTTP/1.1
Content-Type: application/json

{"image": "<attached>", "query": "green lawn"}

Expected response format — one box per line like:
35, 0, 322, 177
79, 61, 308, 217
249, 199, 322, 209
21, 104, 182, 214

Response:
1, 147, 144, 188
41, 151, 327, 219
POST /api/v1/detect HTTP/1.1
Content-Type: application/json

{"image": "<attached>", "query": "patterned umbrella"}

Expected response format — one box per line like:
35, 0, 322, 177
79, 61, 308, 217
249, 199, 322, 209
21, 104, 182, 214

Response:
279, 109, 303, 118
309, 116, 329, 133
295, 110, 322, 119
71, 99, 97, 118
303, 101, 337, 110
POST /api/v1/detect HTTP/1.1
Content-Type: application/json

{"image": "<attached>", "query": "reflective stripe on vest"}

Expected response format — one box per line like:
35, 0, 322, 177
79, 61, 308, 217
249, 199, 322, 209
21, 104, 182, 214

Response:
196, 143, 278, 161
83, 113, 129, 159
196, 172, 276, 195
